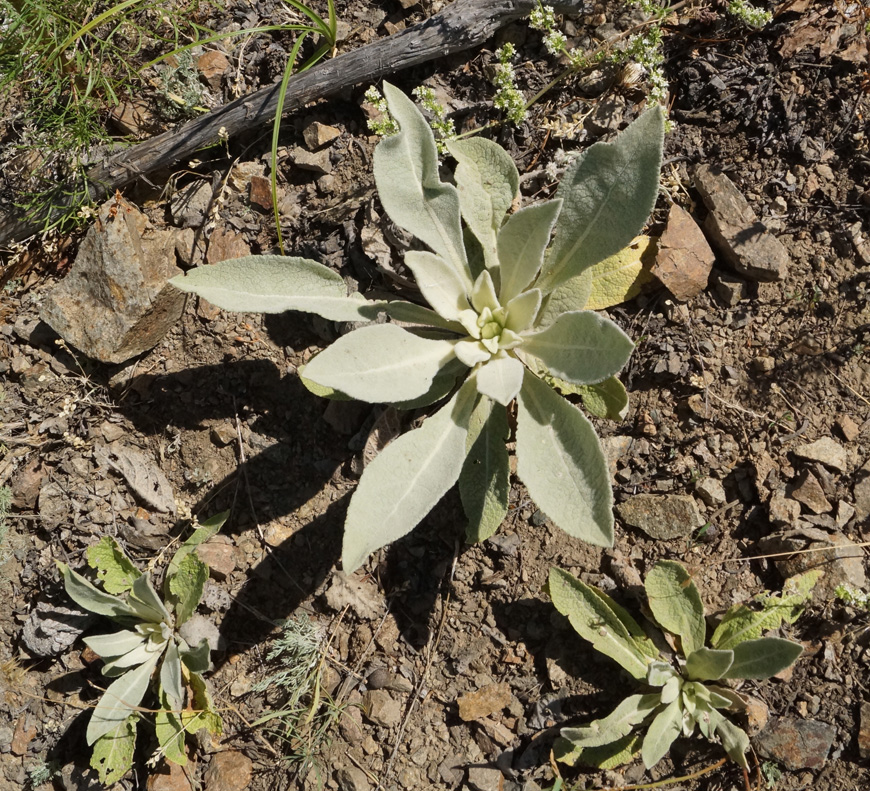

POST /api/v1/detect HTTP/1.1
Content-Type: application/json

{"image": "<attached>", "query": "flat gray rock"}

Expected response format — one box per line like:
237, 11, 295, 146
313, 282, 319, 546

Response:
616, 494, 702, 540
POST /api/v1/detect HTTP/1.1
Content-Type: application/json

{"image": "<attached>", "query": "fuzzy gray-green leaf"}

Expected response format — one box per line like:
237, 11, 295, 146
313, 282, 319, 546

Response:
375, 82, 468, 280
160, 639, 184, 710
168, 552, 208, 627
537, 107, 665, 293
722, 637, 803, 679
644, 561, 706, 657
86, 537, 141, 595
708, 708, 750, 769
548, 568, 651, 679
84, 630, 147, 660
561, 693, 660, 748
641, 696, 682, 769
60, 564, 139, 621
404, 251, 471, 320
521, 311, 634, 386
497, 199, 562, 303
475, 356, 524, 406
516, 372, 613, 547
169, 256, 381, 321
685, 647, 734, 681
460, 397, 510, 543
342, 378, 477, 571
302, 324, 456, 404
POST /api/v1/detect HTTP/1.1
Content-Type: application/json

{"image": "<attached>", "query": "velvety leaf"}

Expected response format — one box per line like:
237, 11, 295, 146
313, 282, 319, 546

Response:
181, 673, 223, 737
516, 372, 614, 547
447, 137, 519, 271
380, 300, 467, 333
299, 371, 351, 401
521, 311, 634, 385
647, 661, 678, 687
404, 251, 471, 320
86, 537, 141, 595
342, 379, 477, 571
589, 588, 659, 660
561, 693, 660, 748
708, 708, 750, 769
660, 675, 681, 705
577, 376, 629, 421
555, 731, 643, 770
165, 511, 228, 596
84, 630, 147, 660
128, 573, 171, 624
548, 568, 651, 679
535, 272, 593, 328
169, 256, 380, 321
454, 339, 491, 367
460, 397, 510, 543
641, 697, 682, 769
504, 289, 542, 333
685, 647, 734, 681
160, 640, 184, 711
87, 650, 161, 745
537, 107, 665, 293
723, 637, 803, 680
392, 357, 466, 410
475, 356, 524, 406
302, 324, 456, 403
374, 83, 469, 281
644, 561, 706, 657
90, 714, 138, 784
471, 269, 499, 313
60, 563, 139, 621
497, 200, 562, 303
584, 235, 656, 310
180, 638, 212, 674
155, 699, 187, 766
102, 631, 167, 676
168, 552, 208, 626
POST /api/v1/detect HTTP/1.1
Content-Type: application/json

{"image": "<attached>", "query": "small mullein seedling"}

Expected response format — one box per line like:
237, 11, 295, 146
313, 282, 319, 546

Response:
59, 513, 227, 783
170, 83, 664, 572
548, 562, 807, 771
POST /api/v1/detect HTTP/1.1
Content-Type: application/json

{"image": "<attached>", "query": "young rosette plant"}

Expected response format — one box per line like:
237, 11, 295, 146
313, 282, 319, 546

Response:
547, 561, 804, 772
59, 513, 227, 784
168, 83, 664, 572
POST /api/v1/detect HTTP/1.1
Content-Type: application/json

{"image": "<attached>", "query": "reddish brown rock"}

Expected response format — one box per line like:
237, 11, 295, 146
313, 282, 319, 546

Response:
203, 751, 252, 791
248, 175, 273, 211
457, 682, 512, 722
755, 718, 835, 769
196, 535, 237, 580
789, 470, 832, 514
206, 228, 252, 265
197, 51, 229, 91
303, 120, 341, 150
652, 203, 715, 300
147, 761, 192, 791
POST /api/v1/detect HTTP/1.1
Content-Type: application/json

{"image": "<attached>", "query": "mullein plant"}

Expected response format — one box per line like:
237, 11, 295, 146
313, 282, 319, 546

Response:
170, 83, 664, 572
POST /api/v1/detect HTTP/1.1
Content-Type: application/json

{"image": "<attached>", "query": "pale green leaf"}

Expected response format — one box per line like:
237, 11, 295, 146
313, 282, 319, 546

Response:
647, 661, 679, 687
128, 573, 171, 624
447, 137, 519, 271
555, 731, 643, 769
87, 650, 161, 745
685, 647, 734, 681
561, 694, 660, 748
404, 251, 471, 320
84, 630, 146, 660
165, 511, 228, 594
589, 588, 659, 659
86, 537, 141, 595
535, 272, 593, 328
155, 700, 187, 766
471, 269, 499, 313
584, 235, 656, 310
548, 568, 651, 679
160, 640, 184, 711
521, 311, 634, 385
660, 675, 681, 704
460, 397, 510, 543
381, 300, 467, 333
342, 379, 477, 571
645, 561, 706, 657
392, 357, 466, 410
181, 672, 223, 737
102, 631, 167, 676
375, 83, 469, 283
180, 638, 212, 674
723, 637, 802, 680
60, 563, 139, 621
576, 376, 629, 421
299, 371, 351, 401
168, 552, 208, 626
536, 106, 665, 293
708, 708, 750, 769
504, 289, 542, 333
91, 713, 138, 784
497, 200, 562, 303
641, 697, 682, 769
302, 324, 456, 403
454, 340, 491, 367
516, 372, 614, 547
475, 356, 524, 406
169, 256, 381, 321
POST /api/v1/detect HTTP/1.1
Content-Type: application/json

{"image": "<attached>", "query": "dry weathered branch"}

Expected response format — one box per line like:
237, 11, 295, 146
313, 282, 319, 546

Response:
0, 0, 585, 246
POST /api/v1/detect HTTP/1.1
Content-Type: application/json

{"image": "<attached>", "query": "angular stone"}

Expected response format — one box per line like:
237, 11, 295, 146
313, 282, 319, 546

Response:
40, 197, 184, 363
171, 180, 213, 227
303, 120, 341, 150
616, 494, 703, 540
336, 766, 370, 791
695, 165, 791, 281
768, 490, 801, 527
773, 531, 866, 599
203, 751, 252, 791
206, 228, 251, 265
793, 437, 849, 472
196, 535, 237, 580
790, 471, 831, 514
467, 766, 503, 791
363, 689, 402, 728
652, 203, 715, 300
248, 175, 273, 211
695, 476, 726, 506
711, 270, 747, 306
197, 50, 229, 91
755, 718, 836, 769
457, 682, 512, 722
147, 760, 192, 791
291, 146, 332, 175
855, 459, 870, 521
836, 414, 860, 442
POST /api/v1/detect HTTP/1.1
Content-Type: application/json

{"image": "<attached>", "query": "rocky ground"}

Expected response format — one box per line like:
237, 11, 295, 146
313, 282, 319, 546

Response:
1, 1, 870, 790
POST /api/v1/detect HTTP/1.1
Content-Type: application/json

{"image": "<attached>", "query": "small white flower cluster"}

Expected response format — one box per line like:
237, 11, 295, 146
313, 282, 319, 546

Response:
727, 0, 773, 29
624, 27, 669, 109
363, 86, 399, 136
491, 44, 527, 124
529, 4, 569, 58
412, 86, 456, 150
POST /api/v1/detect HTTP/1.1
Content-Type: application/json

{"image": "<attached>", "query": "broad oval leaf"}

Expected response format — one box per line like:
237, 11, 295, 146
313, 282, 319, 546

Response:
87, 650, 161, 745
722, 637, 803, 680
404, 251, 471, 320
169, 256, 380, 321
342, 379, 477, 571
87, 537, 141, 595
160, 640, 184, 710
460, 397, 510, 543
561, 693, 660, 749
302, 324, 456, 403
91, 714, 138, 784
84, 630, 147, 660
685, 647, 734, 681
521, 311, 634, 385
447, 137, 519, 271
180, 637, 212, 674
128, 573, 171, 624
548, 568, 650, 679
475, 356, 524, 406
497, 199, 562, 303
168, 552, 208, 626
535, 271, 592, 328
584, 235, 656, 310
644, 561, 706, 658
374, 83, 469, 283
516, 372, 614, 546
543, 374, 630, 421
555, 731, 643, 770
61, 564, 139, 621
641, 696, 682, 769
102, 631, 168, 676
536, 106, 665, 294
